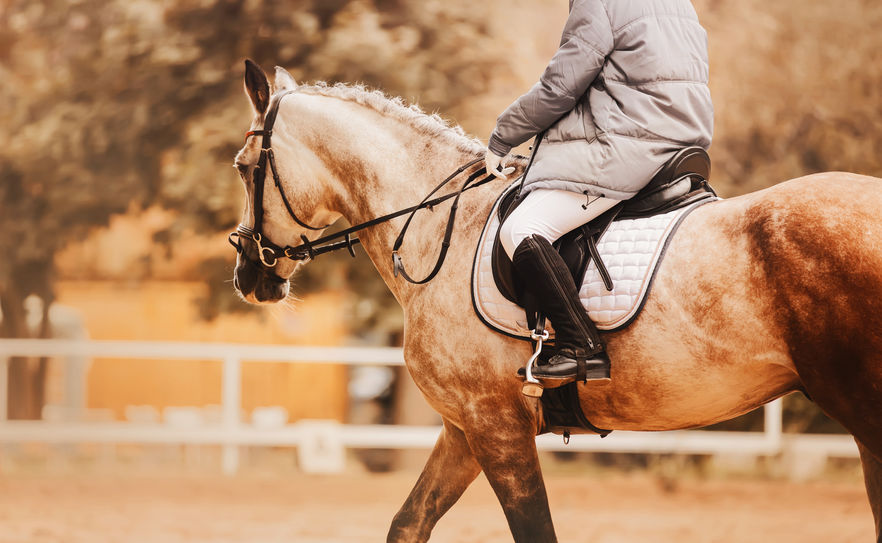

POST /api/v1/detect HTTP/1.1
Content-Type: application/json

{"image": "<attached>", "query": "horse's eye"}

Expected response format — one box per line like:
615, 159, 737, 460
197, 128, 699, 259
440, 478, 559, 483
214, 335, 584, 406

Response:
236, 163, 249, 176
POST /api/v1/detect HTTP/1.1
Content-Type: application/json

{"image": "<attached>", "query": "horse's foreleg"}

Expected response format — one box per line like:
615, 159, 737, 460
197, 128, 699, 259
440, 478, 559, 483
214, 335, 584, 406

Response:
858, 439, 882, 542
387, 419, 481, 543
465, 406, 557, 543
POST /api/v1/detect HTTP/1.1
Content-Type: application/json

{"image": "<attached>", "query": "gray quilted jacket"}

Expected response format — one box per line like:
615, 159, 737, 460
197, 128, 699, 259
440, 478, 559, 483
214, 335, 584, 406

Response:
489, 0, 713, 200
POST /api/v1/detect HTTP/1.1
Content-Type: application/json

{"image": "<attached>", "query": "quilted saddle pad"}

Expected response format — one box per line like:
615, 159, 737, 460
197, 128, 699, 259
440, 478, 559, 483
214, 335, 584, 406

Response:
471, 191, 712, 339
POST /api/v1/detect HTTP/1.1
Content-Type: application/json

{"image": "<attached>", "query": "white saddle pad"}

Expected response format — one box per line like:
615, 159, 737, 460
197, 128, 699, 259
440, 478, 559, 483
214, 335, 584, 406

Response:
471, 189, 711, 338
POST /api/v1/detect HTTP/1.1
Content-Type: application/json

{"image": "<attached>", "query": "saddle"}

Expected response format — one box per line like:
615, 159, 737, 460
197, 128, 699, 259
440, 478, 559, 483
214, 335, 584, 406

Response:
491, 146, 715, 307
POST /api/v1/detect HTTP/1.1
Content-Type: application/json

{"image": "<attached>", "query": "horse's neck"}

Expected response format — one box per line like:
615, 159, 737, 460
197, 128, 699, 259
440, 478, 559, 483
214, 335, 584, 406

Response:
308, 108, 485, 300
340, 142, 479, 226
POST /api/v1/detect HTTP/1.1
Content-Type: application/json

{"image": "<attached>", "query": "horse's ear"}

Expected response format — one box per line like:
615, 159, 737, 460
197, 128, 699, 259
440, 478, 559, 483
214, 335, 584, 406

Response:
274, 66, 298, 92
244, 59, 270, 115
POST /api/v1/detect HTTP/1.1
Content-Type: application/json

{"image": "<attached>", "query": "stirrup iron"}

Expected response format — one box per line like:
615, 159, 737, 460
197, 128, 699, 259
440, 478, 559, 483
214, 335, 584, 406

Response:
522, 328, 548, 398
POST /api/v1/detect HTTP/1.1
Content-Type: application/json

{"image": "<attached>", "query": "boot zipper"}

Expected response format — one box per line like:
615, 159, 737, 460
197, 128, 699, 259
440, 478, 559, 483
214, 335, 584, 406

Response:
530, 238, 596, 350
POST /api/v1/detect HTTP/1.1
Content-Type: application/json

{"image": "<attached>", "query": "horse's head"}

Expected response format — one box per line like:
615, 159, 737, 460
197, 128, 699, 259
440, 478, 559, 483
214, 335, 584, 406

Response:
231, 60, 341, 304
229, 60, 495, 305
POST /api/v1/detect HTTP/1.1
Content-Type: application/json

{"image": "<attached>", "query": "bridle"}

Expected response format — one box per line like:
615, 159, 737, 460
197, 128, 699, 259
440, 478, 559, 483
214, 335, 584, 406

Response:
229, 89, 331, 268
229, 89, 507, 284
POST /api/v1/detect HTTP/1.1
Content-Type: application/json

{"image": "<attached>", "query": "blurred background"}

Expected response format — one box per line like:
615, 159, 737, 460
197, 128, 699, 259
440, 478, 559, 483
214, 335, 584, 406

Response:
1, 1, 881, 541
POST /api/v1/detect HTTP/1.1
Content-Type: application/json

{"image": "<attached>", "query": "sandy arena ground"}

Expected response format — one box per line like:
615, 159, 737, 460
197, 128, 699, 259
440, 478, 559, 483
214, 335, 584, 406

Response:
0, 469, 873, 543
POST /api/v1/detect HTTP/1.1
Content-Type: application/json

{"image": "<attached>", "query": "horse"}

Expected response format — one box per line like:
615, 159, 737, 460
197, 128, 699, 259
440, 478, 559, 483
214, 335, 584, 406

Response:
229, 60, 882, 542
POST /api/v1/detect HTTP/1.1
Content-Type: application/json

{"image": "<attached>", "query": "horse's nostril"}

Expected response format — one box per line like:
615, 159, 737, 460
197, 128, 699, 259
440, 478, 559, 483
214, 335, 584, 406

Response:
234, 261, 260, 296
253, 274, 289, 303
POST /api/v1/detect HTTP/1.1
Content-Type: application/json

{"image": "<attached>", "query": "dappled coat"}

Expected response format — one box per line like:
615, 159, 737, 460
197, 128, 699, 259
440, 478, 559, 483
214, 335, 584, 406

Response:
488, 0, 714, 200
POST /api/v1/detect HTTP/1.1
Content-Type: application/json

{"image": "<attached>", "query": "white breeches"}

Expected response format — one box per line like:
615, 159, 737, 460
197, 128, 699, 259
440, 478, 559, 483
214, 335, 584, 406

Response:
500, 189, 620, 259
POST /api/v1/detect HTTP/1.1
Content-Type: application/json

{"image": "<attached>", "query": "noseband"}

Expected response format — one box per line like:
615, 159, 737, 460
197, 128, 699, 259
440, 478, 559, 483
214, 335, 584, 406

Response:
229, 90, 331, 268
229, 89, 510, 284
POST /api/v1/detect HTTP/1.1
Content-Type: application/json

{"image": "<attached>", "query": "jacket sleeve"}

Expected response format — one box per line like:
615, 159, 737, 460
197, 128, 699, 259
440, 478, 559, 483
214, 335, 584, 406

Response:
488, 0, 614, 156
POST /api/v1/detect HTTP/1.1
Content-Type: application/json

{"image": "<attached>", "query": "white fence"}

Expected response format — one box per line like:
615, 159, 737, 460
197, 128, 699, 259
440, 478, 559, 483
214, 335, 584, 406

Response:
0, 339, 859, 475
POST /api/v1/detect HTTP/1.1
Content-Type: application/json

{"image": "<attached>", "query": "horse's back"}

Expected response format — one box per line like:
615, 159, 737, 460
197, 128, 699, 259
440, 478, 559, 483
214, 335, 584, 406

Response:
748, 171, 882, 216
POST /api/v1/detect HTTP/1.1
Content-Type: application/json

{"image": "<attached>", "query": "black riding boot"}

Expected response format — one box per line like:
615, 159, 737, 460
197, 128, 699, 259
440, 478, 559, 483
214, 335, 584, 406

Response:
512, 234, 610, 384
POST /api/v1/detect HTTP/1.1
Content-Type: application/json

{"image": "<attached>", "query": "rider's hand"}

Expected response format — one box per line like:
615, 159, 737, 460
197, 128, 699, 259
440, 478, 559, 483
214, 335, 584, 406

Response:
485, 149, 515, 180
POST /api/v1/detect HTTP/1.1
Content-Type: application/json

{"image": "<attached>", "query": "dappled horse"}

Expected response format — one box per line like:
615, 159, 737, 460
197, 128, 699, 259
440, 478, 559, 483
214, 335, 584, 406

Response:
229, 60, 882, 542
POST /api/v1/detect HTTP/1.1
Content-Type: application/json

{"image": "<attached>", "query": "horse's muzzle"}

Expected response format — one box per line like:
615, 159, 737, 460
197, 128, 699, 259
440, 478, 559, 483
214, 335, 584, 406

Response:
234, 258, 289, 304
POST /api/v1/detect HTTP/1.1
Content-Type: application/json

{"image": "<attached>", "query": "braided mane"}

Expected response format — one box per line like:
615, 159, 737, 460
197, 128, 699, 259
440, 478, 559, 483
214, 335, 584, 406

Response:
297, 82, 486, 155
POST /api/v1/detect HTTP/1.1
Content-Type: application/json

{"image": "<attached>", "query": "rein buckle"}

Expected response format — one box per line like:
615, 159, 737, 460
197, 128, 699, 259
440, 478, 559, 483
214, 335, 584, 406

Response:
344, 234, 357, 258
391, 251, 403, 278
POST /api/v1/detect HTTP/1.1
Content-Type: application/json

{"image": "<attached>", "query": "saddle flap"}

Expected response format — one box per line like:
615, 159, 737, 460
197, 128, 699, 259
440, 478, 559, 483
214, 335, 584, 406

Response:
492, 184, 624, 304
491, 234, 522, 303
496, 183, 523, 223
491, 210, 600, 305
474, 180, 715, 338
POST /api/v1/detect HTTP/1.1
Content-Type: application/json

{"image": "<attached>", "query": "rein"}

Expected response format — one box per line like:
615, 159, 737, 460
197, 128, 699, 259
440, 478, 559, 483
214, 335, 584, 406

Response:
229, 90, 499, 284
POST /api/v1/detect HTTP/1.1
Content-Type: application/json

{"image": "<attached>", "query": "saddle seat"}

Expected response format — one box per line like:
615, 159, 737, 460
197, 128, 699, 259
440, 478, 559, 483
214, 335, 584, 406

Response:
492, 146, 714, 305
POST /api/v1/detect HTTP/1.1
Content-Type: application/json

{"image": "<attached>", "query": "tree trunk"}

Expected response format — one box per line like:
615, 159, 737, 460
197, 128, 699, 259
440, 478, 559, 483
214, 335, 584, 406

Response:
0, 288, 48, 420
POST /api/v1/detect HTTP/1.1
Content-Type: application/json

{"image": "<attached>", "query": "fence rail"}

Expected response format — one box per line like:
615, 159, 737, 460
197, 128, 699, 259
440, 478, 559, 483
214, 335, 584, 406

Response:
0, 339, 858, 475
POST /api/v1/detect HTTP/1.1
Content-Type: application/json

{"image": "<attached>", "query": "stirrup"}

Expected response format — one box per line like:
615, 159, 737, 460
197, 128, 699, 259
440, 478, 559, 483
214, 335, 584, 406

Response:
522, 328, 548, 398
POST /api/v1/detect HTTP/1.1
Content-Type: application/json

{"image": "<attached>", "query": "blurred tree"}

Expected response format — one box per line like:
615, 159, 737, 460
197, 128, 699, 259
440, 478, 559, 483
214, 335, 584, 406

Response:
694, 0, 882, 195
0, 0, 500, 418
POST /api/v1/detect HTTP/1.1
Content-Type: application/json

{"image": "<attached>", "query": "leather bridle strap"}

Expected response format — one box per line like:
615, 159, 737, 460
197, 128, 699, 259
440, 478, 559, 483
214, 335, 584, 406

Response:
248, 89, 329, 236
229, 158, 500, 266
386, 135, 543, 284
391, 159, 492, 284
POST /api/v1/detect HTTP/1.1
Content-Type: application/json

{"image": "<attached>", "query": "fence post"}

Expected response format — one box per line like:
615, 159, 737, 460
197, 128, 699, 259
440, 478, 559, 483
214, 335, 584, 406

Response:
764, 398, 783, 453
0, 356, 7, 422
222, 354, 241, 475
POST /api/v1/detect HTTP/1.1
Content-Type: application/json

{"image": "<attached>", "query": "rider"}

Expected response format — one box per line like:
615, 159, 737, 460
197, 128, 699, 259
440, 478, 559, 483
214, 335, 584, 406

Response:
486, 0, 713, 383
